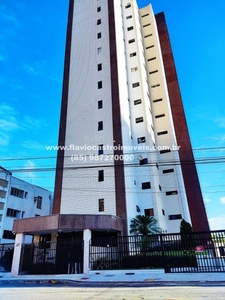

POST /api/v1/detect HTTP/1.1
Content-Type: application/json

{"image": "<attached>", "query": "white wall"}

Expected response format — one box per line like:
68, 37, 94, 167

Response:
1, 176, 52, 243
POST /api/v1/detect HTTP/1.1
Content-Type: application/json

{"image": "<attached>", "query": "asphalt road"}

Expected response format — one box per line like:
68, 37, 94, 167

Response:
0, 286, 225, 300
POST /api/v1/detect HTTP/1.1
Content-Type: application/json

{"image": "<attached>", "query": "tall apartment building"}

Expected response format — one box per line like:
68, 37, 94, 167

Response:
12, 1, 209, 253
52, 0, 209, 235
10, 0, 210, 276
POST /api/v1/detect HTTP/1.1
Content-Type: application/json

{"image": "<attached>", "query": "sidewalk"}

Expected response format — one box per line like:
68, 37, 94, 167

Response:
0, 269, 225, 284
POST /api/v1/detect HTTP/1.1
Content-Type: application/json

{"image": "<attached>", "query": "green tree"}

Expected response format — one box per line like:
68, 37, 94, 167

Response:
180, 219, 196, 250
180, 219, 193, 234
130, 215, 162, 235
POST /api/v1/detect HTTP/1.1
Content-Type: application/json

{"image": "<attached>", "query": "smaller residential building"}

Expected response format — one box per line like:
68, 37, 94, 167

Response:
0, 166, 52, 244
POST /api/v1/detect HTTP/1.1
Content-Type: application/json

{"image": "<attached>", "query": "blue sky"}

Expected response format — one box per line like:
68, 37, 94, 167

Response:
0, 0, 224, 230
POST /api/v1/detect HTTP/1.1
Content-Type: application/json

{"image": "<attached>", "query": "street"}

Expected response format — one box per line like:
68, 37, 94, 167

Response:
0, 286, 225, 300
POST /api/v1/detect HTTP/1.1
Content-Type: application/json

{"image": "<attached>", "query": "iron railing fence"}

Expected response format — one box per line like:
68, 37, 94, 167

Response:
0, 243, 14, 272
89, 230, 225, 273
19, 240, 83, 275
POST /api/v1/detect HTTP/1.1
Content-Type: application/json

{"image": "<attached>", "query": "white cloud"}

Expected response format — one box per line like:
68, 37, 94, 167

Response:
215, 117, 225, 129
23, 115, 42, 130
220, 197, 225, 204
209, 215, 225, 230
23, 64, 39, 76
0, 4, 21, 28
0, 103, 43, 150
23, 160, 36, 179
20, 141, 44, 151
204, 198, 211, 203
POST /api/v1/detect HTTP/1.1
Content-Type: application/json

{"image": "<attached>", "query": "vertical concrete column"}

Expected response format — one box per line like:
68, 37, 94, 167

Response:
83, 229, 91, 274
11, 233, 25, 276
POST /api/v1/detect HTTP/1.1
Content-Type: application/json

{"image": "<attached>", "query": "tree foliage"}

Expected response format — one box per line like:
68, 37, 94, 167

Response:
180, 219, 193, 234
130, 215, 162, 235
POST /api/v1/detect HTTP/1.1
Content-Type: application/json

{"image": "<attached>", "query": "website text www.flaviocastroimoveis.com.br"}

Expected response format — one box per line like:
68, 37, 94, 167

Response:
45, 144, 181, 162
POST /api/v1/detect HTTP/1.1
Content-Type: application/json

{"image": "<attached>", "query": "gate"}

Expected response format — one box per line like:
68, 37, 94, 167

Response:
0, 243, 14, 272
19, 240, 83, 275
89, 230, 225, 273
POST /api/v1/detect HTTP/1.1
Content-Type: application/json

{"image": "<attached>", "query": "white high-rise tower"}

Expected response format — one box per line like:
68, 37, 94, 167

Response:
53, 0, 209, 235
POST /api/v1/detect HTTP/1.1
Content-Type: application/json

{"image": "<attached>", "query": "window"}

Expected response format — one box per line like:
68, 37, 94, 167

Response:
151, 84, 160, 88
0, 190, 6, 198
143, 23, 151, 27
142, 13, 149, 18
145, 34, 153, 38
97, 63, 102, 71
149, 70, 158, 75
148, 57, 156, 62
137, 137, 146, 143
0, 178, 8, 188
24, 191, 28, 198
99, 199, 104, 212
98, 170, 104, 182
98, 100, 103, 109
6, 208, 20, 218
169, 214, 182, 220
162, 209, 165, 216
166, 190, 178, 196
125, 3, 131, 8
21, 211, 25, 218
144, 208, 154, 216
131, 67, 138, 72
155, 114, 165, 118
127, 26, 133, 31
146, 45, 154, 49
140, 158, 148, 165
97, 32, 101, 39
130, 52, 136, 57
134, 99, 141, 105
97, 47, 102, 54
157, 131, 168, 136
142, 182, 151, 189
3, 230, 15, 240
10, 187, 24, 198
36, 196, 42, 209
97, 6, 101, 12
163, 169, 174, 174
0, 202, 4, 210
98, 121, 103, 131
160, 149, 171, 154
135, 117, 143, 123
132, 82, 139, 88
98, 144, 103, 155
128, 38, 135, 44
0, 214, 2, 222
153, 98, 162, 103
98, 81, 102, 89
97, 19, 101, 25
126, 15, 132, 19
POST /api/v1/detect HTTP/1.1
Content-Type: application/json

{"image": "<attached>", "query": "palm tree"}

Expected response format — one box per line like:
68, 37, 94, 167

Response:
130, 215, 162, 235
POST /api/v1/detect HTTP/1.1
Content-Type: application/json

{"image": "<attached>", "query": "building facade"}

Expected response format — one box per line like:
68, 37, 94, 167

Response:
0, 166, 52, 244
53, 0, 209, 234
11, 0, 210, 276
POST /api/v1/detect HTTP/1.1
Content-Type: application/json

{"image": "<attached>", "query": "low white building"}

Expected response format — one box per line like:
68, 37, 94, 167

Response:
0, 166, 52, 244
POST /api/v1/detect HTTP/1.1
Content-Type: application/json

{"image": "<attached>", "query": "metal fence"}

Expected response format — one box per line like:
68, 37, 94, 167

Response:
19, 240, 83, 275
0, 243, 14, 272
89, 230, 225, 273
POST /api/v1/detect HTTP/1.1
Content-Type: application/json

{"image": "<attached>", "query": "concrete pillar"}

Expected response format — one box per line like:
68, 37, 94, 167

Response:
83, 229, 91, 274
11, 233, 25, 276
